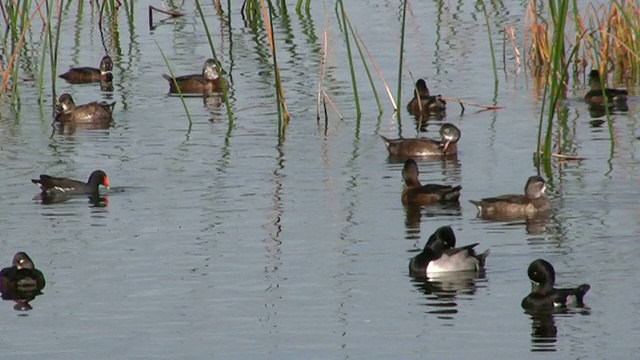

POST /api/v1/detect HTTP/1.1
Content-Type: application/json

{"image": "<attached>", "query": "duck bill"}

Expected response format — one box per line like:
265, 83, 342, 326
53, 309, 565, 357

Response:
442, 140, 451, 153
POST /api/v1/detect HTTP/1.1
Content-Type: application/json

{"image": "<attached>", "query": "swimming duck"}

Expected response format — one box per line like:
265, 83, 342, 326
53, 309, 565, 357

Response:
401, 159, 461, 205
59, 55, 113, 84
162, 58, 227, 95
54, 93, 115, 124
584, 69, 628, 106
32, 170, 110, 197
409, 226, 490, 277
469, 176, 550, 220
381, 123, 461, 157
521, 259, 590, 312
406, 79, 446, 115
0, 252, 46, 294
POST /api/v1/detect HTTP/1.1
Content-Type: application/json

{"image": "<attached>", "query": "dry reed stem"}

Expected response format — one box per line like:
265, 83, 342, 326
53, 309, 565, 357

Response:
406, 70, 424, 113
353, 29, 397, 111
1, 0, 47, 94
323, 90, 343, 120
504, 25, 521, 67
317, 30, 328, 121
536, 151, 587, 161
441, 97, 505, 110
259, 0, 290, 124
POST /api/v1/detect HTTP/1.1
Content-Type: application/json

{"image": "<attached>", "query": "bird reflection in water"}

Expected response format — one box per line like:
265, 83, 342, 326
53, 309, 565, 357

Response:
528, 313, 557, 352
410, 272, 486, 319
36, 192, 109, 207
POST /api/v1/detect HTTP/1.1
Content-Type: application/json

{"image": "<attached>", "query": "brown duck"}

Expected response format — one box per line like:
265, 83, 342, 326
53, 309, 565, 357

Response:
59, 55, 113, 84
162, 58, 227, 95
54, 93, 115, 124
469, 176, 551, 220
406, 79, 446, 115
401, 159, 461, 205
381, 123, 461, 157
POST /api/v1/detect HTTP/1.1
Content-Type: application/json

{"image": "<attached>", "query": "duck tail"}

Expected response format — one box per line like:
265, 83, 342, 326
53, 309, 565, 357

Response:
574, 284, 591, 306
443, 185, 462, 202
476, 249, 490, 269
162, 74, 173, 82
469, 199, 482, 210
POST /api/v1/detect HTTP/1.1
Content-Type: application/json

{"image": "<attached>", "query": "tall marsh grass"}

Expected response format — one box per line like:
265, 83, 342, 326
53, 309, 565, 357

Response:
525, 0, 639, 169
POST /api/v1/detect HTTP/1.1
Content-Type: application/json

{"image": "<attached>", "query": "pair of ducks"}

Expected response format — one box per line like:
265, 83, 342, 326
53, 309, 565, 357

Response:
55, 58, 226, 124
56, 55, 116, 124
400, 158, 550, 219
409, 226, 590, 312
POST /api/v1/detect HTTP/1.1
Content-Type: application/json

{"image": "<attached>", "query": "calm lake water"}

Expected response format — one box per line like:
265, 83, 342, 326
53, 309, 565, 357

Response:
1, 0, 639, 358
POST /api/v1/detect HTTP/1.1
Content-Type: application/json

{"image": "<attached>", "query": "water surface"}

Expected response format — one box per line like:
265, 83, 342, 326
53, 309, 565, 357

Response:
1, 1, 639, 358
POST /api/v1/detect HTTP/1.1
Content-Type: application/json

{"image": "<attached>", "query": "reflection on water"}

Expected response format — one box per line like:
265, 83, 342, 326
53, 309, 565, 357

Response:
410, 272, 486, 319
528, 313, 557, 352
527, 310, 592, 352
1, 288, 43, 312
413, 112, 446, 132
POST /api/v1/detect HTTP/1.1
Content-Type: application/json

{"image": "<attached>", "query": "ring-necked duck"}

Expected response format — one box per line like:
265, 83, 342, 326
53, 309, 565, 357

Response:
59, 55, 113, 83
521, 259, 590, 312
584, 69, 628, 106
409, 226, 489, 277
381, 123, 461, 157
407, 79, 446, 115
401, 159, 461, 205
0, 252, 46, 294
469, 176, 550, 219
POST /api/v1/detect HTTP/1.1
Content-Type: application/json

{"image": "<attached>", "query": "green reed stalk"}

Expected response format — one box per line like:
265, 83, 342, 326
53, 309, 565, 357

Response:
37, 0, 54, 103
337, 0, 361, 118
479, 0, 498, 84
195, 0, 233, 126
155, 41, 193, 126
396, 0, 407, 116
345, 16, 382, 114
538, 0, 570, 168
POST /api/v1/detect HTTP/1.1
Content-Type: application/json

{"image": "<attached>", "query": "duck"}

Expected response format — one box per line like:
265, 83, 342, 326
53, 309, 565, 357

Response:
469, 176, 550, 220
584, 69, 628, 106
521, 259, 590, 312
380, 123, 461, 157
401, 159, 461, 205
59, 55, 113, 84
32, 170, 110, 197
162, 58, 228, 95
406, 79, 446, 115
0, 252, 46, 294
409, 226, 490, 277
54, 93, 116, 124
